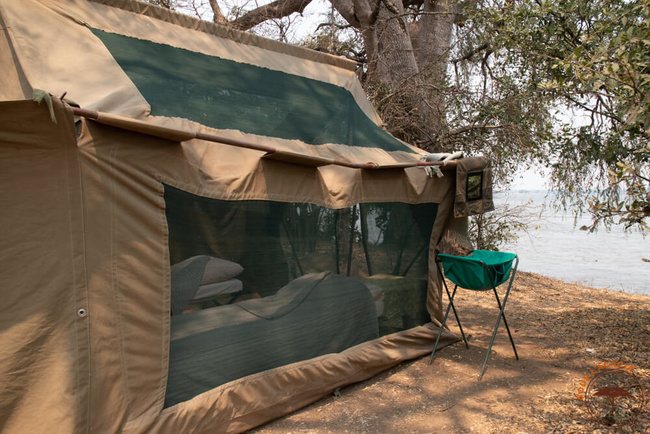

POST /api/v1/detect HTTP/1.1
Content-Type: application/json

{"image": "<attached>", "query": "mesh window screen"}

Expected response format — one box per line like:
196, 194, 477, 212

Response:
163, 185, 438, 407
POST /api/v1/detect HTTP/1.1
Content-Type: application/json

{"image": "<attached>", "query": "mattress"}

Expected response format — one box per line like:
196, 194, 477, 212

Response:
165, 272, 379, 407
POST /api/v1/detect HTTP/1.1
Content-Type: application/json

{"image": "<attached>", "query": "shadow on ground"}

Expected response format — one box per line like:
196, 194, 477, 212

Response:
252, 272, 650, 433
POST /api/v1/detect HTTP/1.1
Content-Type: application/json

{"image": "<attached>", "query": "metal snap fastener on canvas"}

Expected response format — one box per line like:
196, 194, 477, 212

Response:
77, 308, 87, 317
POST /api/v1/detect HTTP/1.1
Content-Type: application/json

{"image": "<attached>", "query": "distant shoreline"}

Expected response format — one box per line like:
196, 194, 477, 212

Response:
495, 191, 649, 296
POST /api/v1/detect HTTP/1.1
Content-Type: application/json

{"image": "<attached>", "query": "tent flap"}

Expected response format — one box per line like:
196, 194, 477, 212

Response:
0, 99, 90, 433
454, 156, 495, 217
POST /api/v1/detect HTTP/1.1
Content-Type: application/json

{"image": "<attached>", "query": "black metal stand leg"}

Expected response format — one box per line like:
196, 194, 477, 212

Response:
493, 288, 518, 360
479, 260, 519, 381
429, 285, 458, 365
479, 301, 503, 381
447, 285, 469, 349
436, 261, 469, 346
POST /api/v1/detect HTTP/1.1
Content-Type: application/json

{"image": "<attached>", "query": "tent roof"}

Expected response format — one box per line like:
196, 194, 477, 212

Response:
0, 0, 441, 168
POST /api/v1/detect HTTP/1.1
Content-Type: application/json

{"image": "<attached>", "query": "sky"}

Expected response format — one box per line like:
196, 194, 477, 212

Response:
510, 167, 549, 191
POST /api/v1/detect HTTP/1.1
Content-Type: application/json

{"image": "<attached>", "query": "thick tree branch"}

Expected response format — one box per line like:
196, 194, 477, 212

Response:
231, 0, 313, 31
368, 0, 382, 26
381, 0, 408, 34
208, 0, 228, 25
315, 21, 353, 32
148, 0, 172, 9
330, 0, 361, 28
451, 42, 490, 63
381, 0, 400, 16
448, 123, 504, 136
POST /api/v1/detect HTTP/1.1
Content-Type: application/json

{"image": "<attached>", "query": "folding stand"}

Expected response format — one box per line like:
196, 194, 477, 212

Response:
428, 250, 519, 380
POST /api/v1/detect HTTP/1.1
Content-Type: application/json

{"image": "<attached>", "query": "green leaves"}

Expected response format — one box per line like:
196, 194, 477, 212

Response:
476, 0, 650, 231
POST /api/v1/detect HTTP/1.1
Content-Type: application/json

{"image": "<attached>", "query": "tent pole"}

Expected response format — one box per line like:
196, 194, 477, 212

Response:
71, 106, 456, 171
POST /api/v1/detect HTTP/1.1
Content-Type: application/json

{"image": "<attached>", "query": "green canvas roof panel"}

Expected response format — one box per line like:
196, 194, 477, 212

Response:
90, 28, 415, 153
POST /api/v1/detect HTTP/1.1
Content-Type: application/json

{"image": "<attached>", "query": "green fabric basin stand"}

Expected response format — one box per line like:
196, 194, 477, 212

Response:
428, 250, 519, 380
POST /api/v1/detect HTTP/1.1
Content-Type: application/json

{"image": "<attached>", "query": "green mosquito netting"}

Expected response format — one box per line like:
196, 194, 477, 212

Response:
163, 185, 439, 407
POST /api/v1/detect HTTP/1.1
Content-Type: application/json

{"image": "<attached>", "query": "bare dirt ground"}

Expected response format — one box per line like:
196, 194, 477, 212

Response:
253, 272, 650, 433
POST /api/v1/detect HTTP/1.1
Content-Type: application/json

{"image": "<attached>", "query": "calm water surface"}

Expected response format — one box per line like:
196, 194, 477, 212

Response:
498, 191, 649, 296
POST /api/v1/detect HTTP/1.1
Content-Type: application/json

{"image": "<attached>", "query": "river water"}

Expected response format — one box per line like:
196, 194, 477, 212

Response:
497, 191, 650, 295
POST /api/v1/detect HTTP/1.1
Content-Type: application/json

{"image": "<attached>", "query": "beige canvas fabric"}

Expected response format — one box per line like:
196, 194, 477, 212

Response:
0, 14, 30, 100
0, 0, 387, 144
62, 100, 455, 432
0, 100, 89, 433
454, 156, 495, 217
80, 109, 429, 168
81, 0, 382, 126
87, 0, 358, 72
0, 1, 491, 432
0, 0, 150, 117
137, 325, 456, 433
0, 75, 462, 434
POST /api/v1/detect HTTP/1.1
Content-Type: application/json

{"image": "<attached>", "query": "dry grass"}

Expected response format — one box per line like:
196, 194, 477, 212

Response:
254, 272, 650, 433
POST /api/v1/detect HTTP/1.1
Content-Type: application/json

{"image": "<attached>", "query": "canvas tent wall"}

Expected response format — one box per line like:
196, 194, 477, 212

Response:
0, 0, 493, 432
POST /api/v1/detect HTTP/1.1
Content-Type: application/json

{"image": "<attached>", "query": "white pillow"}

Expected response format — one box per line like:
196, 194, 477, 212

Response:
201, 257, 244, 285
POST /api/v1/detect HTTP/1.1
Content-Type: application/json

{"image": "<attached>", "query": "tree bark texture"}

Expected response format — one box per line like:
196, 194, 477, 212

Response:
209, 0, 313, 30
333, 0, 461, 149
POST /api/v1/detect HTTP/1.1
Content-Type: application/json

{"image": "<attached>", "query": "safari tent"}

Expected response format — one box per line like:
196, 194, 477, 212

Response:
0, 0, 494, 432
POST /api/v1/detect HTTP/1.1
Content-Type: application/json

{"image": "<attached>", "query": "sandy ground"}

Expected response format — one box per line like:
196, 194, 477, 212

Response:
253, 272, 650, 433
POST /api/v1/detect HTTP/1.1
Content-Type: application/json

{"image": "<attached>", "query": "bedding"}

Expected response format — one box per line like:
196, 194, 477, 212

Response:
170, 255, 244, 314
201, 257, 244, 285
170, 256, 210, 315
364, 282, 385, 317
191, 278, 243, 302
165, 272, 379, 407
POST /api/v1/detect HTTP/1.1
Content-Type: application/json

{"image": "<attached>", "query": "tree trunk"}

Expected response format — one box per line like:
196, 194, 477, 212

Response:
369, 1, 419, 85
414, 0, 458, 74
412, 0, 461, 148
332, 0, 461, 150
